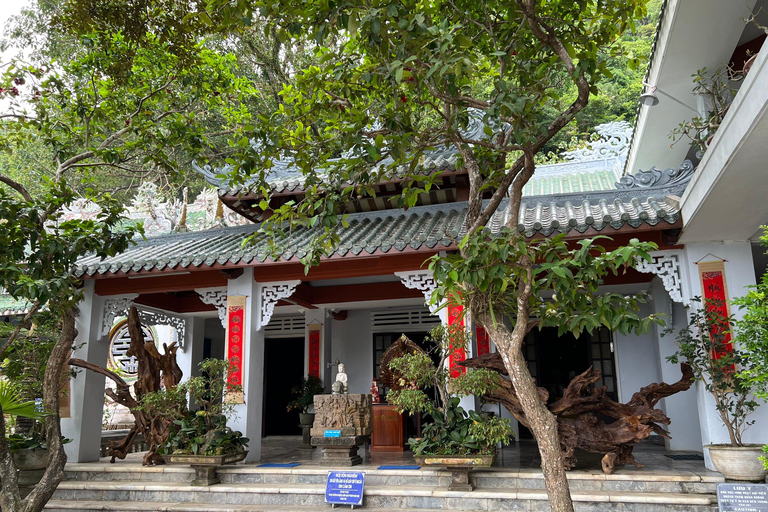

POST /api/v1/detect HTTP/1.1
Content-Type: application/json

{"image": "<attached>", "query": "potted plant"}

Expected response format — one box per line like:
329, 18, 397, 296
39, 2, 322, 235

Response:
668, 298, 767, 481
386, 324, 514, 491
0, 379, 50, 495
142, 358, 249, 485
286, 375, 324, 426
731, 231, 768, 474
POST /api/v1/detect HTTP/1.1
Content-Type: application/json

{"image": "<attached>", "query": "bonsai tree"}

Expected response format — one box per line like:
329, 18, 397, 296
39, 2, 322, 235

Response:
286, 375, 324, 416
143, 358, 249, 457
669, 64, 745, 153
386, 325, 514, 456
667, 298, 762, 446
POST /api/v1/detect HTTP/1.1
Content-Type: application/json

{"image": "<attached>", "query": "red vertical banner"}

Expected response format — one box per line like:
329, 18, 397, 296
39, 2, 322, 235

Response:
698, 261, 733, 358
225, 295, 247, 403
308, 325, 321, 378
476, 326, 491, 357
448, 302, 466, 378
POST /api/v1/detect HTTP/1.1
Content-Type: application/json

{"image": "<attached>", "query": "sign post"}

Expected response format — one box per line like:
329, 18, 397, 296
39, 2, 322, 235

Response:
325, 471, 365, 509
717, 483, 768, 512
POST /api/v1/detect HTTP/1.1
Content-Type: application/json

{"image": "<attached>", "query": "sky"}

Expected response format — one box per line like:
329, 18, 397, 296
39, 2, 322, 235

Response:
0, 1, 26, 59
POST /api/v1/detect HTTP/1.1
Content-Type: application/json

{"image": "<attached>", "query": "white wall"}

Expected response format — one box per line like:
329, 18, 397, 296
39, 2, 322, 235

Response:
679, 242, 768, 466
331, 310, 373, 395
614, 300, 661, 402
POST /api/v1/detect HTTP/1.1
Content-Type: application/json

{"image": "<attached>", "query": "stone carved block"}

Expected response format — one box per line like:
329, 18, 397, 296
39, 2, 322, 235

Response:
311, 394, 372, 437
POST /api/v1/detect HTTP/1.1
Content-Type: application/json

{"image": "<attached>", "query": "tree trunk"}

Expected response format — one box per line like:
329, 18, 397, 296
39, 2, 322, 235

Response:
69, 306, 183, 465
486, 321, 575, 512
0, 307, 76, 512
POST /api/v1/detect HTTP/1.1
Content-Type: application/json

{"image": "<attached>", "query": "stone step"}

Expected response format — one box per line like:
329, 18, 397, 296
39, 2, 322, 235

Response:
50, 480, 719, 511
63, 465, 722, 495
45, 502, 446, 512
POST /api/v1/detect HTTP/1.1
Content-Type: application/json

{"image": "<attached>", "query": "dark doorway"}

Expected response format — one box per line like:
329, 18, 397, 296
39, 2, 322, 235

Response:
262, 336, 305, 436
519, 326, 617, 439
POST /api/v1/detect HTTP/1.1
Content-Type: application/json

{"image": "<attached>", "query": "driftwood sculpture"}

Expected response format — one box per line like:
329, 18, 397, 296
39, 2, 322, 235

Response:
459, 353, 693, 474
69, 306, 182, 465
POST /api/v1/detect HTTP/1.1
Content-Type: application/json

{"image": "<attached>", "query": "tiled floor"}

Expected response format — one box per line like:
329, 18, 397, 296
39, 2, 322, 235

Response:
250, 436, 721, 479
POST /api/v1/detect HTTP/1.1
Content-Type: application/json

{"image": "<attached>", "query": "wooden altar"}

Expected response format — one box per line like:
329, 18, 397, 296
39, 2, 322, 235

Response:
370, 404, 407, 452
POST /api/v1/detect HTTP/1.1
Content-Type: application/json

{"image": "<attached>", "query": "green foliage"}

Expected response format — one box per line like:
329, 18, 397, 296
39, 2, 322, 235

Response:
669, 65, 743, 153
667, 298, 761, 446
408, 397, 512, 456
0, 181, 138, 313
386, 326, 513, 456
1, 319, 71, 406
430, 232, 664, 337
1, 5, 256, 200
386, 351, 437, 392
142, 358, 249, 456
0, 381, 46, 422
286, 375, 324, 413
450, 368, 501, 399
163, 413, 248, 456
731, 228, 768, 401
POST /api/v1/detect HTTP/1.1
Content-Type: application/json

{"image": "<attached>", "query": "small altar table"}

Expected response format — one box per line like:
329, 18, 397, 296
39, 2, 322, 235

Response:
371, 404, 406, 452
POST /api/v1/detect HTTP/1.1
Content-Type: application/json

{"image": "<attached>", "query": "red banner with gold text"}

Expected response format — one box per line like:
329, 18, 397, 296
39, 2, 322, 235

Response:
225, 296, 246, 403
476, 326, 491, 357
698, 261, 733, 359
308, 324, 321, 379
448, 303, 466, 378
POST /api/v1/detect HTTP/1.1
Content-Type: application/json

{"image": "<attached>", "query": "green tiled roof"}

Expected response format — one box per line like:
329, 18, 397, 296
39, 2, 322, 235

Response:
0, 295, 32, 316
523, 169, 617, 196
76, 194, 681, 277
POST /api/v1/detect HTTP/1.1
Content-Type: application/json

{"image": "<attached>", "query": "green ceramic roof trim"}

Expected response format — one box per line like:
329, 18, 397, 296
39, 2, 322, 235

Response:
76, 195, 681, 277
0, 295, 32, 316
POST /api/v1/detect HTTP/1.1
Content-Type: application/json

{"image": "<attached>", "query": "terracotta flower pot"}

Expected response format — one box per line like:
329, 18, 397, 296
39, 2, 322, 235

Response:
706, 444, 768, 482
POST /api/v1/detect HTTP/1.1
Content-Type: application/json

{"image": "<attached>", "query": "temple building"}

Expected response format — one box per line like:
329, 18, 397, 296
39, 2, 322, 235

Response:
56, 0, 768, 474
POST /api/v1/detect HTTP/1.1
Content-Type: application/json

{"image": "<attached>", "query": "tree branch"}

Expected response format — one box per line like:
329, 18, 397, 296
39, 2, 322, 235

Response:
0, 173, 34, 203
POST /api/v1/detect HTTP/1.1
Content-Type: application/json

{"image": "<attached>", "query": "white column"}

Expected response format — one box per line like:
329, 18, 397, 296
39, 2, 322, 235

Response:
177, 316, 205, 407
649, 278, 703, 451
62, 282, 108, 462
226, 268, 265, 463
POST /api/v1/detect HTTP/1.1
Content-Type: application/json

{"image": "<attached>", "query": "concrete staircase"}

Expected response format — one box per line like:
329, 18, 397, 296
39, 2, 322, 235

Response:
46, 463, 722, 512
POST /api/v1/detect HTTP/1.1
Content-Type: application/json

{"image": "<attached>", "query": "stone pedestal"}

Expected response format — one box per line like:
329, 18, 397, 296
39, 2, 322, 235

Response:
299, 424, 315, 450
311, 435, 368, 466
310, 394, 372, 466
190, 465, 220, 486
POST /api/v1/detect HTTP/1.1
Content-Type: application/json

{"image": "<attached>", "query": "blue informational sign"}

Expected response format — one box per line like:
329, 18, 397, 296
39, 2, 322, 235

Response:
325, 471, 365, 508
324, 430, 341, 437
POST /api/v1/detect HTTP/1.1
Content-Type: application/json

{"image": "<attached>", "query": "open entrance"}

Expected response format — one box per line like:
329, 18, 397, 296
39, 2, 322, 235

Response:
262, 336, 305, 436
519, 326, 617, 439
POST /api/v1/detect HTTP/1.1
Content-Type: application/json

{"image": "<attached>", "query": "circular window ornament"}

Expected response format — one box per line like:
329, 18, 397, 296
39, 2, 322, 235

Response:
108, 319, 154, 377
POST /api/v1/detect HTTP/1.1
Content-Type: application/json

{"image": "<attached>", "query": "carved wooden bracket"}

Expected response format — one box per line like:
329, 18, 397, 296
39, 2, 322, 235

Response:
635, 251, 686, 304
259, 280, 301, 329
394, 270, 438, 313
196, 288, 228, 328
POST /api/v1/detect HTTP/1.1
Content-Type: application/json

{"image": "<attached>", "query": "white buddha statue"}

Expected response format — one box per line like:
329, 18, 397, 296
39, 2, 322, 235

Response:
335, 363, 349, 394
